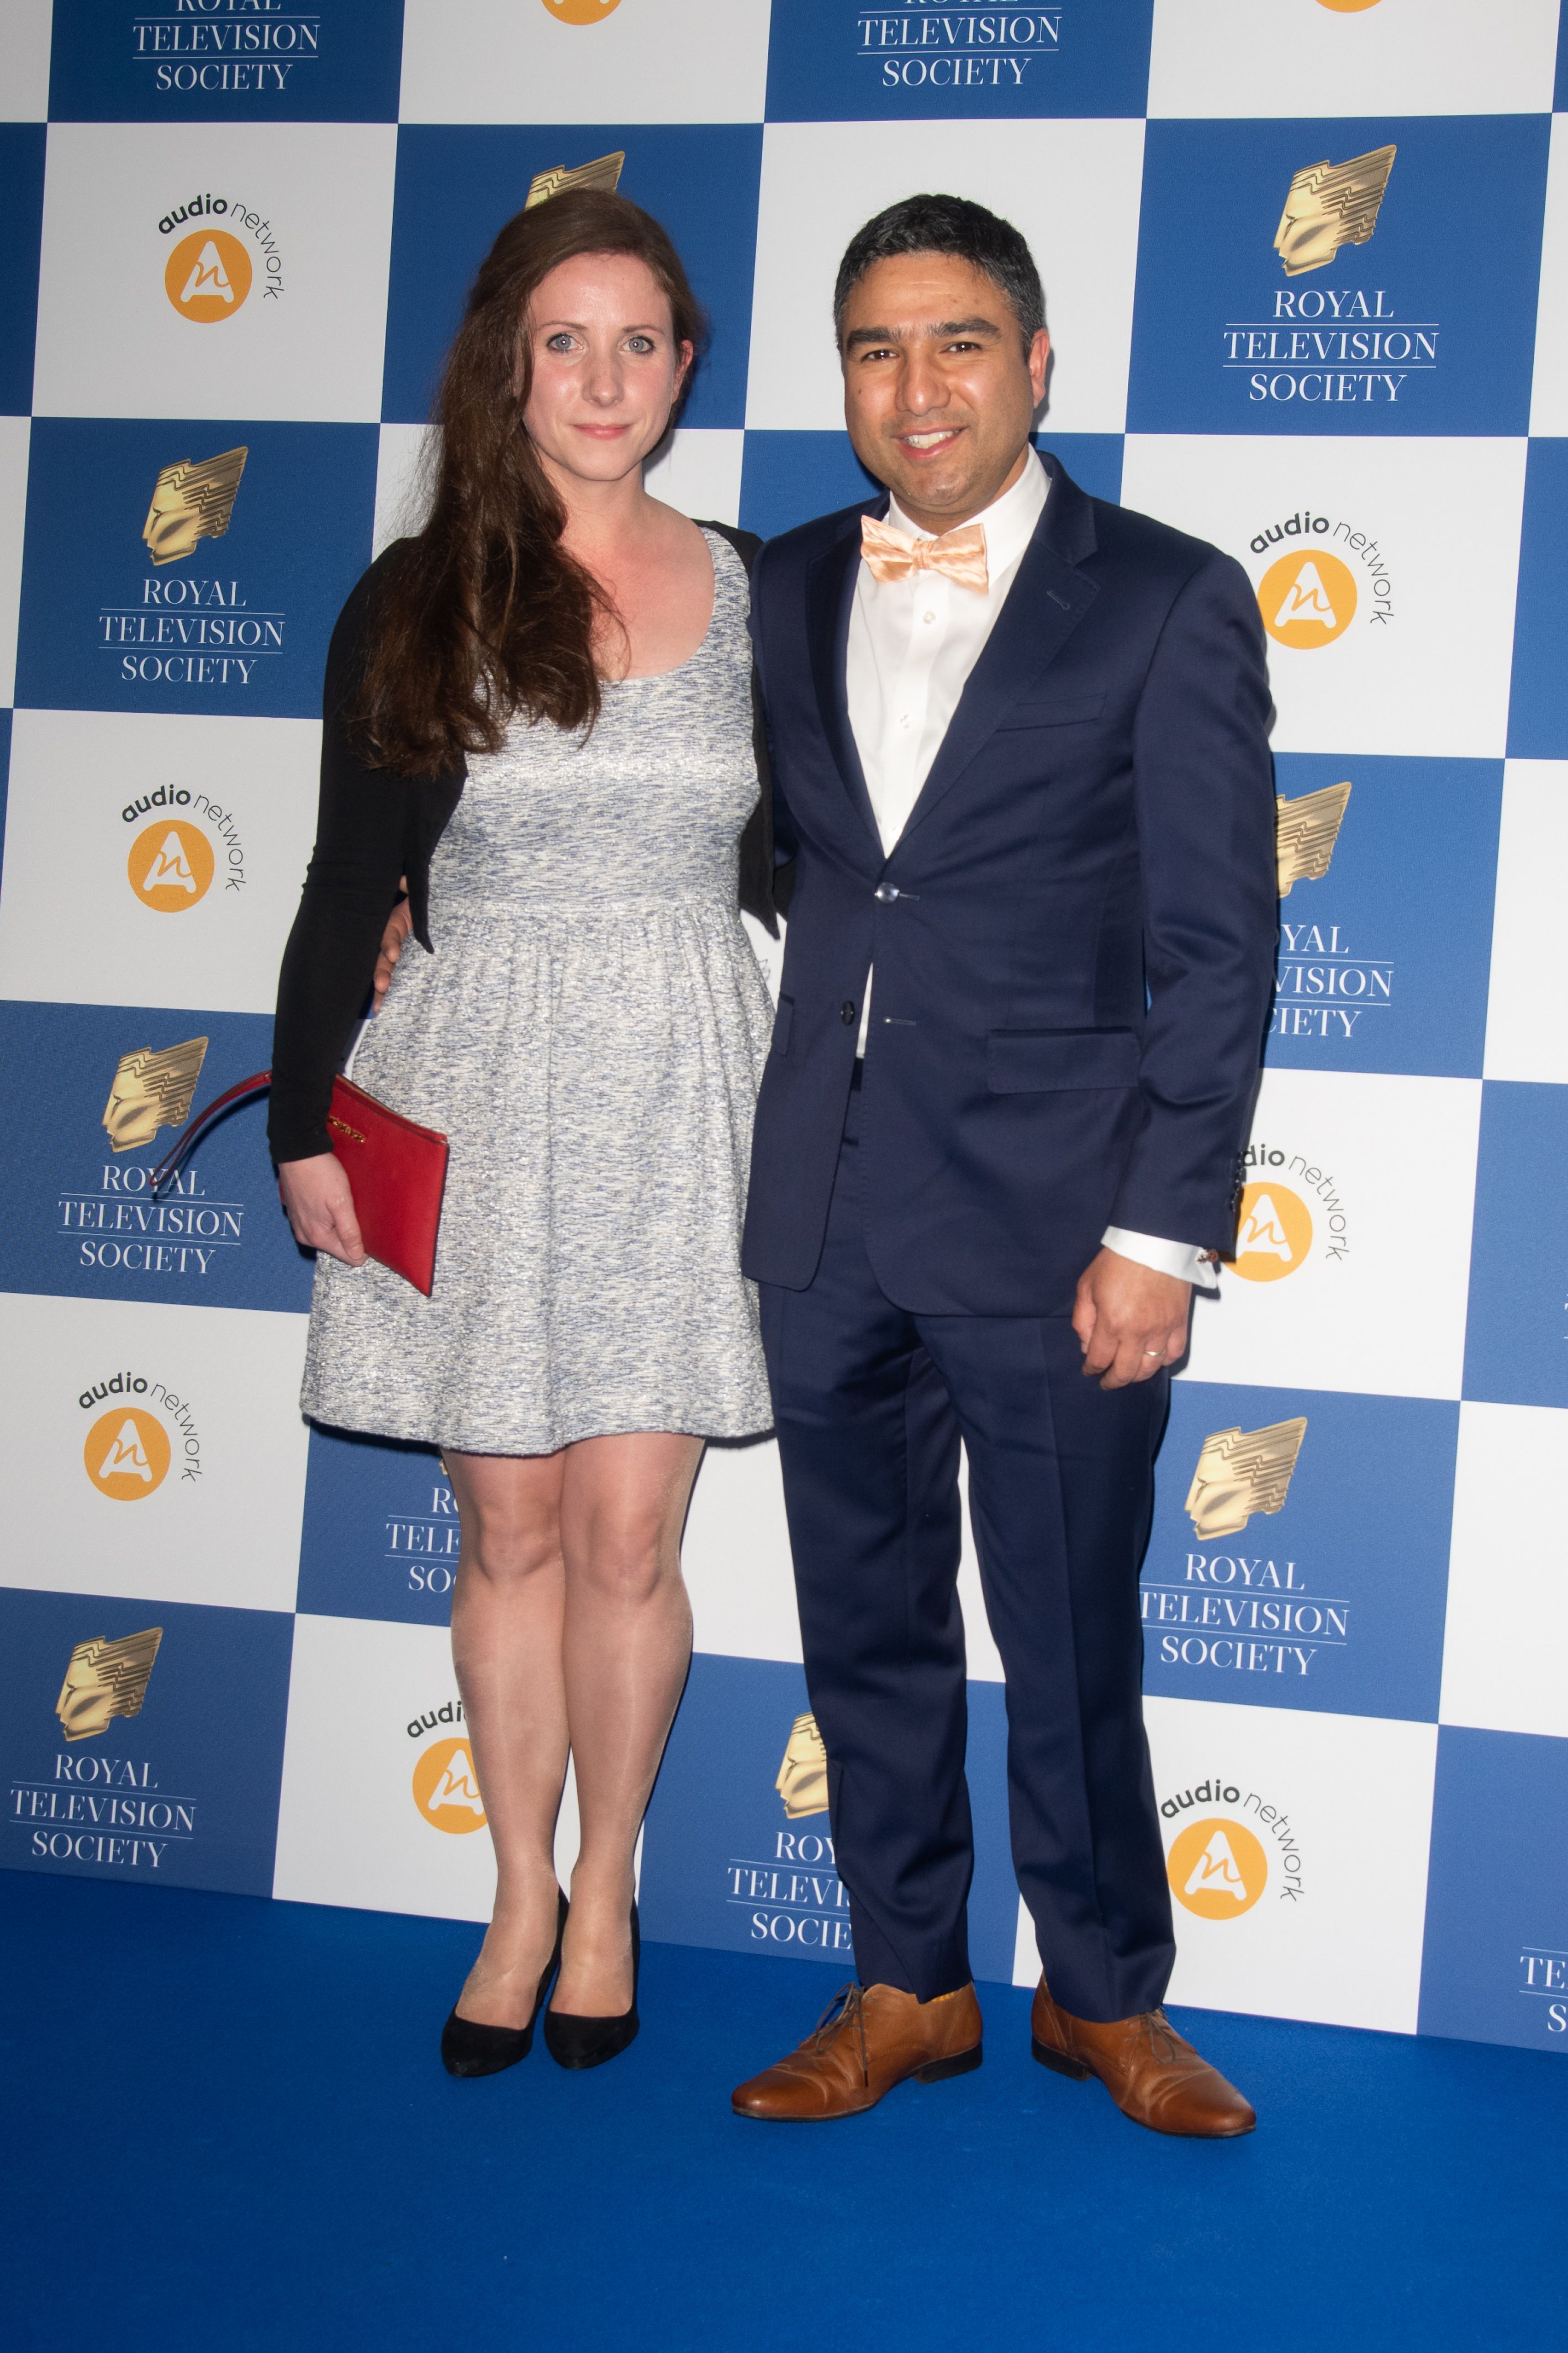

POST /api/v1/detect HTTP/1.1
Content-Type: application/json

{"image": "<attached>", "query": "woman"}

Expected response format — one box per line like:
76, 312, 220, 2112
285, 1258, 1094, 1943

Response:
270, 189, 783, 2075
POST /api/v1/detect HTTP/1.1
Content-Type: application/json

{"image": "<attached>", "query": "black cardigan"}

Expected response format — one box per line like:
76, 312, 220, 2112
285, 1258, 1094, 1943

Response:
269, 522, 785, 1164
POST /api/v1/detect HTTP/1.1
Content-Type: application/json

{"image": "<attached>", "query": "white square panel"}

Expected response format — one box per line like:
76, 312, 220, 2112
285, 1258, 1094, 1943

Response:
0, 1, 51, 121
1120, 433, 1527, 758
273, 1613, 593, 1918
1180, 1066, 1482, 1400
398, 0, 773, 125
0, 708, 319, 1018
373, 424, 745, 561
1530, 116, 1568, 436
1483, 762, 1568, 1083
1148, 0, 1561, 119
1143, 1696, 1435, 2034
0, 1292, 309, 1614
1440, 1400, 1568, 1738
746, 118, 1144, 436
32, 123, 396, 424
0, 415, 28, 707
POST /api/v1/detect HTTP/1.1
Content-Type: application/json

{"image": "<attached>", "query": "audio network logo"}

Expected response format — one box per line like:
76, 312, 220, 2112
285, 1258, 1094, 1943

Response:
103, 1037, 208, 1153
157, 193, 286, 323
1229, 1138, 1352, 1276
1185, 1418, 1308, 1541
1249, 512, 1395, 645
412, 1730, 488, 1834
55, 1628, 163, 1740
775, 1712, 829, 1820
119, 786, 249, 910
526, 152, 625, 209
78, 1367, 204, 1491
1162, 1780, 1303, 1914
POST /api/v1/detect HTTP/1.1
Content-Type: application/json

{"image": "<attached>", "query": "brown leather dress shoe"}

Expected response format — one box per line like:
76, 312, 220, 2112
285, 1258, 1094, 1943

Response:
732, 1981, 983, 2121
1030, 1977, 1255, 2137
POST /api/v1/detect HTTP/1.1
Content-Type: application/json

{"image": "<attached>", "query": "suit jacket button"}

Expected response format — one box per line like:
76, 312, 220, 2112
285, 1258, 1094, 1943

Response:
874, 883, 897, 902
840, 1001, 857, 1025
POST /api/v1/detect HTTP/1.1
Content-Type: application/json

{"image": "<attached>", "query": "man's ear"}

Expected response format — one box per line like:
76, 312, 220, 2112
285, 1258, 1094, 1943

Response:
1028, 330, 1051, 409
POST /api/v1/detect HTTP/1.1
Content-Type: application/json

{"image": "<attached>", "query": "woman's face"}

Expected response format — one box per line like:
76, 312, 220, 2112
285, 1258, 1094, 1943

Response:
521, 250, 691, 488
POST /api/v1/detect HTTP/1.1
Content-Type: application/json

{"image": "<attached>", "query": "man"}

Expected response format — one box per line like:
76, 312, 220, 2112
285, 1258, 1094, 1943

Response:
730, 194, 1276, 2134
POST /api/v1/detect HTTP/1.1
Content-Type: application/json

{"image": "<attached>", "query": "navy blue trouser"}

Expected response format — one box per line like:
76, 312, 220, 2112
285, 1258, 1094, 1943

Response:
759, 1077, 1178, 2023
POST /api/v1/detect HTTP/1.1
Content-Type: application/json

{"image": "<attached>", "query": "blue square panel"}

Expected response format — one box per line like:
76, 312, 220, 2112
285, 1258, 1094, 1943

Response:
1419, 1725, 1568, 2055
0, 1586, 293, 1897
1266, 754, 1501, 1081
0, 127, 45, 415
1507, 439, 1568, 759
47, 0, 404, 122
14, 418, 376, 721
383, 127, 762, 433
1462, 1081, 1568, 1409
1143, 1380, 1457, 1722
764, 0, 1152, 121
1128, 117, 1549, 436
737, 430, 1123, 541
297, 1424, 455, 1628
0, 1002, 313, 1313
640, 1654, 1020, 1984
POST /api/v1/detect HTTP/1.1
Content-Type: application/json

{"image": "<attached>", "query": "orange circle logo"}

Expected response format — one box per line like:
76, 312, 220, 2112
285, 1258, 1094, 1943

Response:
165, 228, 252, 323
84, 1407, 171, 1501
1228, 1182, 1313, 1283
128, 820, 215, 912
540, 0, 623, 21
1316, 0, 1381, 11
1168, 1818, 1268, 1919
1258, 550, 1358, 649
412, 1737, 488, 1834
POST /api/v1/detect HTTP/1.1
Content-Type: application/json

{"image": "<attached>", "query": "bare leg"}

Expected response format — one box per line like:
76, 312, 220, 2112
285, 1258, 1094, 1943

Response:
551, 1431, 703, 2016
445, 1447, 571, 2028
443, 1431, 702, 2026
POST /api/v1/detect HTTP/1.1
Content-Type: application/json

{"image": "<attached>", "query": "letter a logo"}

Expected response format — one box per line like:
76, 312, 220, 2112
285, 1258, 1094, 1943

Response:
164, 229, 252, 324
1258, 549, 1358, 650
1167, 1816, 1269, 1919
1226, 1181, 1314, 1284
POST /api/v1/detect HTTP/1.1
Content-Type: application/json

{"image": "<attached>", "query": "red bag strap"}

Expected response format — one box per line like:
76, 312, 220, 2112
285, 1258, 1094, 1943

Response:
150, 1069, 272, 1197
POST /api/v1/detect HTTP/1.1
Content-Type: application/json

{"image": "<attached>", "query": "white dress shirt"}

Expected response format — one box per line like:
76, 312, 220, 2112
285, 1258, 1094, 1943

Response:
845, 452, 1216, 1292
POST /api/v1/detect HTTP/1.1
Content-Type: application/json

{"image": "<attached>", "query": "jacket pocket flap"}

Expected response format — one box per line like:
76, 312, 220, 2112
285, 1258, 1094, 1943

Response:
996, 691, 1106, 731
771, 994, 794, 1058
987, 1027, 1139, 1092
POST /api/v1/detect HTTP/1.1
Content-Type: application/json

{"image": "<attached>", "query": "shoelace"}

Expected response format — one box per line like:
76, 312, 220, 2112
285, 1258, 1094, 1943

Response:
1124, 2007, 1183, 2064
805, 1981, 870, 2085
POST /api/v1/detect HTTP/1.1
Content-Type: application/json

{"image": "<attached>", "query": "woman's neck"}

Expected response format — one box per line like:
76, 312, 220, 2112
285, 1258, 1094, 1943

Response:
541, 454, 662, 565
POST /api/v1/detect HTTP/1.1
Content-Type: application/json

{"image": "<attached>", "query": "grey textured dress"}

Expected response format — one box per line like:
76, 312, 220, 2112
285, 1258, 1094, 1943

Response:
299, 531, 775, 1454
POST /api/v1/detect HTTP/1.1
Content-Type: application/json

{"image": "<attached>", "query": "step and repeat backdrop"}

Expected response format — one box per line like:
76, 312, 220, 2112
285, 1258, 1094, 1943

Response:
1, 0, 1565, 2057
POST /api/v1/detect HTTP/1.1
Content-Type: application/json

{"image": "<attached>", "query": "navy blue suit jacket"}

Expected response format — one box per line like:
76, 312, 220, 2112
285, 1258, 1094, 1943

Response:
740, 454, 1279, 1316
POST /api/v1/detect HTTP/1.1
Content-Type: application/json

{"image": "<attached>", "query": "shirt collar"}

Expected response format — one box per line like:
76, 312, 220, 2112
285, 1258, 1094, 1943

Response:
885, 448, 1048, 581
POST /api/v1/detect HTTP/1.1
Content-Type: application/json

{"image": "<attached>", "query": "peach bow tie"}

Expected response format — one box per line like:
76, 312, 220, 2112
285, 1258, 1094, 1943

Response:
860, 514, 989, 594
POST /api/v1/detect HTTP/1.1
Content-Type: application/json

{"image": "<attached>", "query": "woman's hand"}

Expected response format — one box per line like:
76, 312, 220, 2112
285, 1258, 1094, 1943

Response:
375, 888, 413, 1006
278, 1152, 366, 1266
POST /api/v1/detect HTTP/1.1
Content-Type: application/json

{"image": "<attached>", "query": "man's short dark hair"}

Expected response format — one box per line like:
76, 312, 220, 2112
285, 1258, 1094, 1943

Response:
833, 193, 1046, 355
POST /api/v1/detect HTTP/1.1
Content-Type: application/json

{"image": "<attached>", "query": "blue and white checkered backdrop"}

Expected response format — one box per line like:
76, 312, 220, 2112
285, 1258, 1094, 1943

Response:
2, 0, 1565, 2057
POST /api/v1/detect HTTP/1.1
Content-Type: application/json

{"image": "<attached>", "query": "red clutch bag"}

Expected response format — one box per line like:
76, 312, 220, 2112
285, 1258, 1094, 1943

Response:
150, 1069, 450, 1297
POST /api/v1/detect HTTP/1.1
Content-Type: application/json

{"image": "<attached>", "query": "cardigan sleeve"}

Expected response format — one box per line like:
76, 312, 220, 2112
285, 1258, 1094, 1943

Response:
268, 555, 424, 1164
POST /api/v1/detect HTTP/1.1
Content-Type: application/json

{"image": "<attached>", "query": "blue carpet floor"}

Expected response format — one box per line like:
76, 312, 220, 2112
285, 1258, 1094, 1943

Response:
3, 1873, 1562, 2352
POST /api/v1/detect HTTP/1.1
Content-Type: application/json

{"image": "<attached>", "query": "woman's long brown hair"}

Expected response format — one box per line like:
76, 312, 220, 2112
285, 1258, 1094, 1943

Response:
353, 189, 705, 775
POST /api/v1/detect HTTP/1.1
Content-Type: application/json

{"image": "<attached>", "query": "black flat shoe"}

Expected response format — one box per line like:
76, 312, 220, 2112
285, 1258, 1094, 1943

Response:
441, 1889, 568, 2077
543, 1903, 640, 2071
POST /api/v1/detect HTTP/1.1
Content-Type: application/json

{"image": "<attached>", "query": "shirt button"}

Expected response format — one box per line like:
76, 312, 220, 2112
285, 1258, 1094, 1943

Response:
840, 1001, 857, 1025
874, 884, 897, 902
900, 714, 912, 729
923, 610, 936, 624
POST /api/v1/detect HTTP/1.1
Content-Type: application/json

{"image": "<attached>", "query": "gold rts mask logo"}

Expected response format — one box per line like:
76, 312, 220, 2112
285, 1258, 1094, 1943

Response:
1277, 781, 1351, 898
141, 447, 247, 567
525, 150, 625, 207
776, 1712, 829, 1820
1274, 145, 1397, 278
55, 1627, 163, 1741
1185, 1417, 1308, 1541
102, 1035, 208, 1154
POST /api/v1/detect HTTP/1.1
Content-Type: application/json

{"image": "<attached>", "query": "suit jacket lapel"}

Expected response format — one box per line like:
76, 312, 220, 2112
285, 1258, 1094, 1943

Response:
892, 460, 1100, 855
806, 508, 883, 857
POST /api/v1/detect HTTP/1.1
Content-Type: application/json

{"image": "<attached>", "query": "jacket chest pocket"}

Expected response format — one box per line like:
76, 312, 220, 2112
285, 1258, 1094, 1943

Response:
771, 995, 795, 1058
995, 691, 1106, 733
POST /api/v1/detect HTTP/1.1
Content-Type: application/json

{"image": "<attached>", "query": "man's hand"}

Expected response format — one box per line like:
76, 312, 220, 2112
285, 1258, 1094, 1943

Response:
1073, 1247, 1190, 1390
278, 1153, 366, 1267
374, 887, 412, 1006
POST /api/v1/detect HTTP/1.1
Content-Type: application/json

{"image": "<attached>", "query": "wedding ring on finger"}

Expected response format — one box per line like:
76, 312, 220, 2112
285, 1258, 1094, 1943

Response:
1143, 1349, 1164, 1357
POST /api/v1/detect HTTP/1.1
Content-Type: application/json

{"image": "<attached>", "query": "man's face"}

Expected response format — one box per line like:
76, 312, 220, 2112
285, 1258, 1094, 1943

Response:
838, 251, 1049, 533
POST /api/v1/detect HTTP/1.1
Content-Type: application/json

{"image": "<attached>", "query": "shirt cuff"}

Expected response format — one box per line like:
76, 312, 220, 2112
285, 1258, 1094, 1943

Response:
1100, 1226, 1219, 1292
